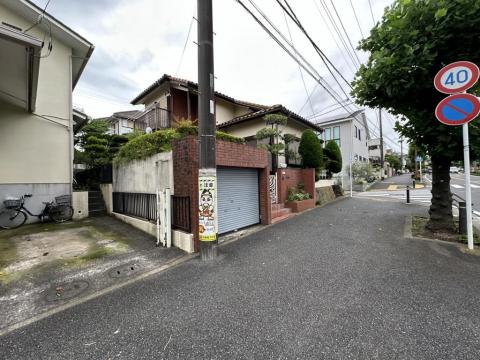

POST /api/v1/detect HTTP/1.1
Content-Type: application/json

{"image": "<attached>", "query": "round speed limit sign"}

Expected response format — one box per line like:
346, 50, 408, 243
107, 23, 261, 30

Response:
434, 61, 480, 94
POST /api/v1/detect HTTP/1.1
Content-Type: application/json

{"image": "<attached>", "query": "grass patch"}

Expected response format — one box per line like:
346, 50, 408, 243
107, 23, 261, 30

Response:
412, 216, 480, 244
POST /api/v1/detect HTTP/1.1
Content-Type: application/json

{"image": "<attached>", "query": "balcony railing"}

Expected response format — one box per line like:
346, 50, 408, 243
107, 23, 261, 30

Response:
134, 104, 171, 131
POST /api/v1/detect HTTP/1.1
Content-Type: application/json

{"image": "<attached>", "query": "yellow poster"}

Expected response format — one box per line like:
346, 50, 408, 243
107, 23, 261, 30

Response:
199, 175, 216, 241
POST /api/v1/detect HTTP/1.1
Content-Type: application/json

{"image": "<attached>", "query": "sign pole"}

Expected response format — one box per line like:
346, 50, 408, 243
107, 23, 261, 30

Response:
463, 122, 474, 249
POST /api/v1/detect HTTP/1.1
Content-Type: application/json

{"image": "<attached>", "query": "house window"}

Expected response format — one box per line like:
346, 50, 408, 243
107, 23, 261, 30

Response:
333, 126, 340, 146
358, 129, 361, 141
354, 125, 358, 139
324, 128, 331, 141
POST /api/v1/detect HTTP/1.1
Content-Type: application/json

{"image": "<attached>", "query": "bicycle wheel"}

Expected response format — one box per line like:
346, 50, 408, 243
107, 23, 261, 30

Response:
0, 209, 27, 229
49, 205, 74, 223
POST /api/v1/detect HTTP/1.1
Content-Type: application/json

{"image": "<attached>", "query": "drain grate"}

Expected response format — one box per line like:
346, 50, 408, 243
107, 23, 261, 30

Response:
44, 280, 89, 302
108, 263, 142, 279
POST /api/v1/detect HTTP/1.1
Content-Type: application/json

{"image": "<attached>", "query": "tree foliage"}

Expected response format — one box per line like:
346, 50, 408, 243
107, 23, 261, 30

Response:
352, 0, 480, 161
351, 0, 480, 230
299, 129, 323, 171
76, 120, 129, 167
255, 113, 289, 156
385, 154, 401, 171
323, 140, 342, 177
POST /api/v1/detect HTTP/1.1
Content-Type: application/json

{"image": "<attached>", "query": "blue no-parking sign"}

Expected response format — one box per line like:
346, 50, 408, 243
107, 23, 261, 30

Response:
435, 93, 480, 126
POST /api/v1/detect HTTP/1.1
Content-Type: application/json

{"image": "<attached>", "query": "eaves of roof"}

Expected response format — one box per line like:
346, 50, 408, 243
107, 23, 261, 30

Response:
217, 104, 323, 132
131, 74, 269, 111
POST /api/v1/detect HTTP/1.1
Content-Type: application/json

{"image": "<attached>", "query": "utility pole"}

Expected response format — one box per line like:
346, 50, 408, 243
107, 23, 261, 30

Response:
379, 109, 384, 179
197, 0, 217, 260
399, 138, 404, 171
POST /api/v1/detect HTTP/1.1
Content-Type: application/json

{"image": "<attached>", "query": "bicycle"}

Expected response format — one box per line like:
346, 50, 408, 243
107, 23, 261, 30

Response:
0, 194, 74, 229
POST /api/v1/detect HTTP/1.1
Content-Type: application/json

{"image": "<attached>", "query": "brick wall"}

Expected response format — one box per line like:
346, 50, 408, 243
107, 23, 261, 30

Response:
276, 168, 316, 204
173, 136, 271, 252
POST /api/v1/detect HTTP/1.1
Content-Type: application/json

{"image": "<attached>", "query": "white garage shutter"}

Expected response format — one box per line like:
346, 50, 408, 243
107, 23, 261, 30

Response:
217, 167, 260, 234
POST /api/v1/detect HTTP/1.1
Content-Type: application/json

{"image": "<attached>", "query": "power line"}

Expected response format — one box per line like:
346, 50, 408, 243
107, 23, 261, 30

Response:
316, 0, 359, 69
328, 0, 362, 66
176, 11, 196, 76
282, 11, 315, 117
277, 0, 353, 92
246, 0, 345, 105
311, 0, 356, 76
367, 0, 376, 27
235, 0, 353, 116
349, 0, 364, 39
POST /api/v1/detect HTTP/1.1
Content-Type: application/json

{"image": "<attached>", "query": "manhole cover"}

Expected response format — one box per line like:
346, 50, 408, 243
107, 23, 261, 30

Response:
108, 263, 142, 278
44, 280, 89, 302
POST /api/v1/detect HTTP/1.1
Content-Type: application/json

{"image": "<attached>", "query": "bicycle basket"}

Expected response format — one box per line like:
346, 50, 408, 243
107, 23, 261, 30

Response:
55, 195, 72, 205
3, 198, 21, 209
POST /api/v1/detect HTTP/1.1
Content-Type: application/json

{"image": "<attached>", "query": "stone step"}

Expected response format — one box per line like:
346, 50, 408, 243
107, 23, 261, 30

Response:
271, 203, 285, 212
271, 212, 293, 224
272, 207, 291, 219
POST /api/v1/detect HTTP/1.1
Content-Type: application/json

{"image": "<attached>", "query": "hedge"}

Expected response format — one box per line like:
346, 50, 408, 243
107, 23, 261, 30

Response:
114, 126, 244, 164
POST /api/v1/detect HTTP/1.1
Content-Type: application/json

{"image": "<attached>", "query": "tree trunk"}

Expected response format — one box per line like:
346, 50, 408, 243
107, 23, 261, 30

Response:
427, 155, 454, 232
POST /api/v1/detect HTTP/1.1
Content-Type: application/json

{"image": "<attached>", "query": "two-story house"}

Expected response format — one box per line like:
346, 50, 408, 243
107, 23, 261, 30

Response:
0, 0, 93, 217
130, 74, 323, 169
315, 110, 371, 186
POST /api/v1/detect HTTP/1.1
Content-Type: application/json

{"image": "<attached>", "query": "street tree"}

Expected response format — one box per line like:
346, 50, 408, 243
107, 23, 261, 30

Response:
352, 0, 480, 231
385, 154, 401, 171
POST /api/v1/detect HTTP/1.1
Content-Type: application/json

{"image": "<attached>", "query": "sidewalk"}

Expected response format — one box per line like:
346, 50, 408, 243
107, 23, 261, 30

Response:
0, 216, 185, 332
2, 198, 480, 359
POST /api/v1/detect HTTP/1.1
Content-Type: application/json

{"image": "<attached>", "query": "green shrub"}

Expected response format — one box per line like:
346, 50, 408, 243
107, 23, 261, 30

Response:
299, 129, 323, 170
324, 140, 342, 177
114, 129, 180, 164
287, 186, 311, 202
114, 126, 244, 163
216, 131, 245, 144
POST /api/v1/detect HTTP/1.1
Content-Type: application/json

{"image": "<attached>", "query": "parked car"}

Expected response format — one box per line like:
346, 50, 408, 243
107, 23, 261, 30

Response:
450, 166, 460, 174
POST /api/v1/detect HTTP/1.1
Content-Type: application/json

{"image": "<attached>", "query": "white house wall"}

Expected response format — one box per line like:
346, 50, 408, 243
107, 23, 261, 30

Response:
0, 4, 74, 218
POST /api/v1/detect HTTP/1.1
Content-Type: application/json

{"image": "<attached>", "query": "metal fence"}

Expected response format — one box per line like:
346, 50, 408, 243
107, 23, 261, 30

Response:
133, 105, 171, 131
113, 192, 157, 221
172, 195, 191, 232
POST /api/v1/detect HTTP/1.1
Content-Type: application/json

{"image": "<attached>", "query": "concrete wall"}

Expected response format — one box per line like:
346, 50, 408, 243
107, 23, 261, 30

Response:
0, 183, 70, 223
99, 184, 113, 214
111, 212, 194, 253
113, 152, 174, 193
72, 191, 88, 220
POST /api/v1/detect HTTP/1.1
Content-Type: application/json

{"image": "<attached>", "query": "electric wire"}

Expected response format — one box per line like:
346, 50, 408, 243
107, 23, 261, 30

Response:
328, 0, 362, 66
236, 0, 354, 116
282, 11, 315, 117
176, 11, 196, 76
349, 0, 365, 39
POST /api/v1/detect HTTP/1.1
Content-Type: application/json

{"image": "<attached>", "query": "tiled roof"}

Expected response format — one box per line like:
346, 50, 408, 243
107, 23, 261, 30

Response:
131, 74, 269, 111
218, 104, 323, 132
112, 110, 142, 119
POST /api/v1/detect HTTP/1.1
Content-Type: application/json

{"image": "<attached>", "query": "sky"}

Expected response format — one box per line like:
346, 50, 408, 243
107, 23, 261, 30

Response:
32, 0, 402, 152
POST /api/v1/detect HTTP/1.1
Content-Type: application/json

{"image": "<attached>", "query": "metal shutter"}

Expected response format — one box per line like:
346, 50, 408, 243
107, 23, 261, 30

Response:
217, 167, 260, 234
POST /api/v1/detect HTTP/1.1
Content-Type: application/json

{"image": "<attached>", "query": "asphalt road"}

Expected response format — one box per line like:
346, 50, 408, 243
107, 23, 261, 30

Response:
424, 173, 480, 217
2, 198, 480, 359
369, 173, 414, 190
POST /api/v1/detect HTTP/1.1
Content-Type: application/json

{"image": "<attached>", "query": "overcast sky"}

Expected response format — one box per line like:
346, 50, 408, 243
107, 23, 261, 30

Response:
32, 0, 402, 151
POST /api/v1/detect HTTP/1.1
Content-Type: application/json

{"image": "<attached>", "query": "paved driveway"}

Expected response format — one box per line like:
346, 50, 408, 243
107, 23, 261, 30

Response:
1, 198, 480, 359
